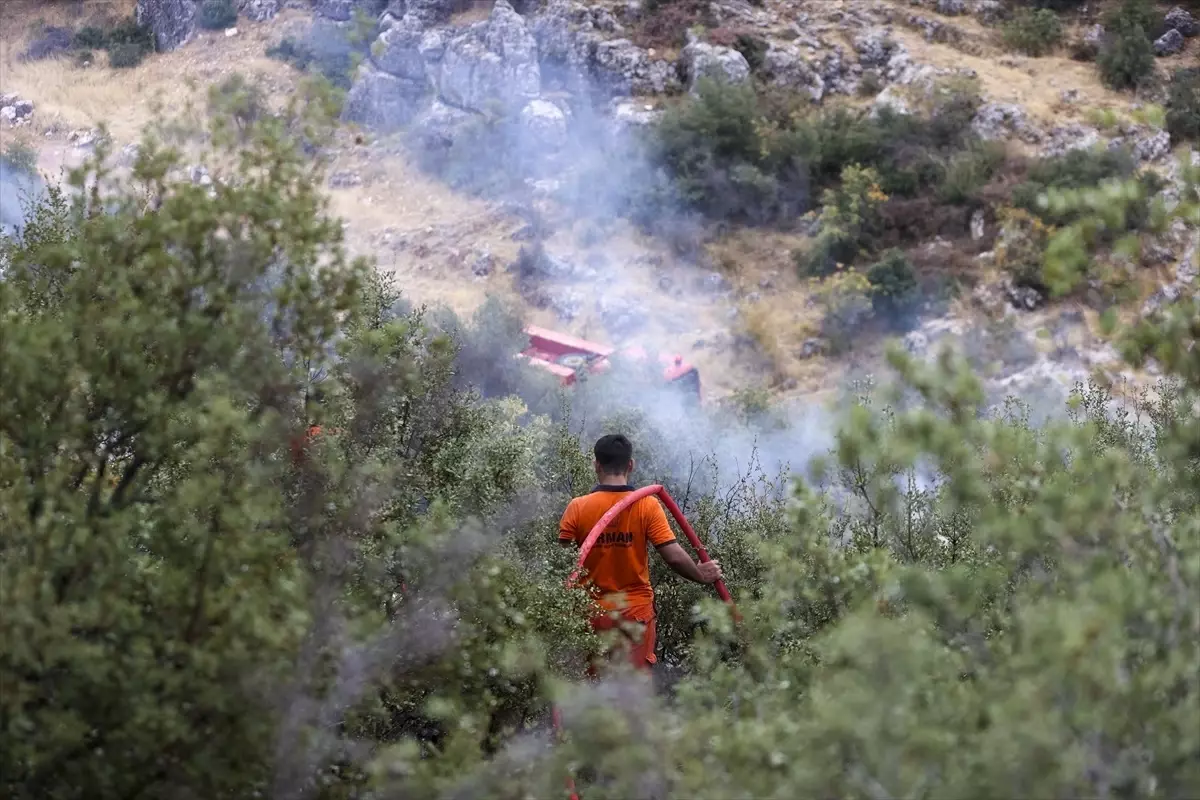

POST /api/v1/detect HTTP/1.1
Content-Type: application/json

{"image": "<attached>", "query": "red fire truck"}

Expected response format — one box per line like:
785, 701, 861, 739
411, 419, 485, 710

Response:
519, 325, 701, 403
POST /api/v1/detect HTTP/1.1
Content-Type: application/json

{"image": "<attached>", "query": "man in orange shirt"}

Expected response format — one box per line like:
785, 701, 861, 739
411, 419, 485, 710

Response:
559, 434, 723, 671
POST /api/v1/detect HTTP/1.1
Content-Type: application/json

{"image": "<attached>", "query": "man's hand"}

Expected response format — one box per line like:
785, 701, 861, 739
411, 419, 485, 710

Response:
696, 559, 722, 584
656, 542, 724, 586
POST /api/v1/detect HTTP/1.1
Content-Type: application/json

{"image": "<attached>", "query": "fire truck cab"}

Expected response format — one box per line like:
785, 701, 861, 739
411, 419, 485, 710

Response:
519, 325, 701, 403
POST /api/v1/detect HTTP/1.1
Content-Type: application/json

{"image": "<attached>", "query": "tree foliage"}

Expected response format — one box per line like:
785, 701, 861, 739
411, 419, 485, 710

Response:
1, 75, 1199, 800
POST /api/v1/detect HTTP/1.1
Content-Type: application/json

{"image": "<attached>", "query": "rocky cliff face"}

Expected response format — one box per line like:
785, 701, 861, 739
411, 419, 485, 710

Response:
136, 0, 199, 52
111, 0, 1198, 401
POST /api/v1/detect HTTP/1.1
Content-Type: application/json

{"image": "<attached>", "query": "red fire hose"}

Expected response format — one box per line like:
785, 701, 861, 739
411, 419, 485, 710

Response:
554, 484, 736, 799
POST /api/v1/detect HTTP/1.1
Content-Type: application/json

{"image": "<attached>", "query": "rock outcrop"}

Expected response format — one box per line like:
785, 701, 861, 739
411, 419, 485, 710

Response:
760, 44, 825, 101
438, 1, 540, 113
136, 0, 198, 52
0, 94, 34, 125
342, 63, 427, 131
1154, 28, 1185, 56
238, 0, 280, 22
531, 1, 678, 98
680, 39, 751, 94
971, 103, 1044, 144
1164, 5, 1198, 37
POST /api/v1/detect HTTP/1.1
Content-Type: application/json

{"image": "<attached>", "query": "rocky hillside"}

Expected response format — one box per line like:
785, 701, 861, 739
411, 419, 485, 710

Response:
2, 0, 1198, 407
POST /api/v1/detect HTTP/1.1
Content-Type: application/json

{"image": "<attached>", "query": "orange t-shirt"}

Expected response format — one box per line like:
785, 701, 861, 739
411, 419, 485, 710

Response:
559, 486, 677, 621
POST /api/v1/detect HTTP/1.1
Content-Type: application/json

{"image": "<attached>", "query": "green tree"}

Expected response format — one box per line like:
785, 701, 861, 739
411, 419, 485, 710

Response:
1097, 0, 1156, 91
2, 62, 1198, 800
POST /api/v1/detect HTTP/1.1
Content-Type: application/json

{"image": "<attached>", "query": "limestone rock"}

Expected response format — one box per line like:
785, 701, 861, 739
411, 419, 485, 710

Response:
853, 28, 898, 68
760, 45, 824, 101
374, 12, 430, 83
592, 38, 680, 96
935, 0, 966, 15
1040, 123, 1102, 158
437, 0, 540, 113
386, 0, 459, 27
1154, 28, 1185, 56
1133, 129, 1172, 163
680, 40, 751, 93
1164, 6, 1198, 37
342, 63, 427, 131
136, 0, 198, 52
971, 103, 1044, 144
519, 99, 568, 152
238, 0, 280, 22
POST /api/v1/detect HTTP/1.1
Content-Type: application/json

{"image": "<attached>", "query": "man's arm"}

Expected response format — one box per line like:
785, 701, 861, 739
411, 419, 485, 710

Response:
643, 499, 722, 584
655, 542, 722, 585
558, 501, 579, 548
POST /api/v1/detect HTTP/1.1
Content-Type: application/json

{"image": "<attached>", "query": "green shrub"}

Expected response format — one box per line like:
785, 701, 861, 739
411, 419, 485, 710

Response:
1012, 146, 1161, 230
72, 24, 107, 50
995, 206, 1052, 290
937, 141, 1006, 204
813, 270, 874, 353
795, 165, 889, 277
858, 69, 884, 96
653, 78, 984, 227
105, 16, 155, 52
108, 41, 148, 68
1, 87, 1199, 800
1097, 0, 1156, 91
1001, 8, 1064, 56
1166, 68, 1200, 143
265, 21, 365, 90
866, 248, 919, 319
734, 32, 769, 73
198, 0, 238, 31
1, 140, 39, 175
19, 24, 73, 61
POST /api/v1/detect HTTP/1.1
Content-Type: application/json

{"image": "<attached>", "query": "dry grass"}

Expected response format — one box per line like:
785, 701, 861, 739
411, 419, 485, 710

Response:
706, 229, 843, 392
1, 1, 305, 142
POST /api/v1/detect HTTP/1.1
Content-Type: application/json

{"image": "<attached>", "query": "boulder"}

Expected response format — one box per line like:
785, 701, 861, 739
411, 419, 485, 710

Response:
1133, 129, 1172, 163
316, 0, 386, 22
760, 45, 824, 101
409, 100, 477, 155
1164, 6, 1198, 37
374, 12, 430, 82
971, 103, 1044, 144
611, 100, 660, 129
871, 84, 910, 116
1040, 123, 1101, 158
853, 29, 897, 68
935, 0, 966, 16
1154, 28, 1185, 56
437, 0, 540, 113
592, 38, 680, 95
0, 97, 34, 123
519, 99, 568, 151
136, 0, 198, 52
238, 0, 280, 22
680, 40, 751, 93
342, 63, 427, 131
386, 0, 458, 27
972, 0, 1004, 25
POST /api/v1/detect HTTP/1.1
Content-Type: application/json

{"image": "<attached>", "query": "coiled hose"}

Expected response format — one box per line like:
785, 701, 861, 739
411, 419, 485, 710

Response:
554, 484, 736, 799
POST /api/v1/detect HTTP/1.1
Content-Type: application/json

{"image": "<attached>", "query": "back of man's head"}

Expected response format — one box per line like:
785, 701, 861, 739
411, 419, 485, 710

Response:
594, 434, 633, 476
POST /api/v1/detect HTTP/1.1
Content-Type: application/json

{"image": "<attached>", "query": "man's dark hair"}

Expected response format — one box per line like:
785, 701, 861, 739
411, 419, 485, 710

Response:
594, 434, 633, 474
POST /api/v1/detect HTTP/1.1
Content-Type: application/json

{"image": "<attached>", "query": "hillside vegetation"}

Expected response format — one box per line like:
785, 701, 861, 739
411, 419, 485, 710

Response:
1, 72, 1199, 800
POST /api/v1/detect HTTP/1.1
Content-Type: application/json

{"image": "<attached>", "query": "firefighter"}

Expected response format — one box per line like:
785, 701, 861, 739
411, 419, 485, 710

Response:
558, 434, 723, 672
